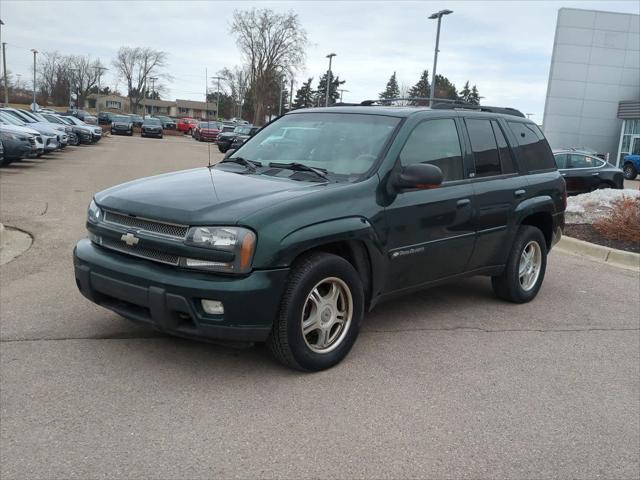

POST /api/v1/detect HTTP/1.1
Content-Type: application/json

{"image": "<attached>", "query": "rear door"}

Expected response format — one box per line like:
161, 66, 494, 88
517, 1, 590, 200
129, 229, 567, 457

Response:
562, 154, 605, 193
463, 117, 524, 270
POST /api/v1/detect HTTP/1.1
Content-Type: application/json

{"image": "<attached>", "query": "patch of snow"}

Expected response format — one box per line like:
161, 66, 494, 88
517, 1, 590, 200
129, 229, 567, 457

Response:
566, 188, 640, 224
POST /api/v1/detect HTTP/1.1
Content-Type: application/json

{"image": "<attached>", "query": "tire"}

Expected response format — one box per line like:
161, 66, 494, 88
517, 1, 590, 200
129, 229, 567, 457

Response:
596, 182, 611, 190
491, 225, 547, 303
187, 128, 192, 135
267, 252, 364, 371
623, 163, 638, 180
218, 146, 227, 153
159, 135, 163, 139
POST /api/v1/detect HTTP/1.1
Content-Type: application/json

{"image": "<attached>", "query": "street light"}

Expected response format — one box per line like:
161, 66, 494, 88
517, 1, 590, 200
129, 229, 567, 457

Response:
94, 66, 108, 116
428, 9, 453, 107
30, 49, 37, 110
338, 88, 349, 102
325, 53, 336, 107
148, 76, 158, 115
210, 76, 224, 120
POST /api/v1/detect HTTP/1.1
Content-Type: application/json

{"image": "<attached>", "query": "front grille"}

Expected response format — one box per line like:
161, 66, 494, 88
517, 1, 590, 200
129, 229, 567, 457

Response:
28, 137, 36, 147
100, 237, 180, 266
103, 210, 188, 239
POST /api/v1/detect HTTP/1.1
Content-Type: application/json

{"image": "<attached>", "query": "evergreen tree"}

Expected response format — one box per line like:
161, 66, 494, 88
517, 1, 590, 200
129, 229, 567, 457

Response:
433, 74, 458, 101
408, 70, 430, 105
459, 81, 471, 103
379, 72, 400, 101
315, 71, 345, 106
468, 85, 480, 105
293, 77, 315, 109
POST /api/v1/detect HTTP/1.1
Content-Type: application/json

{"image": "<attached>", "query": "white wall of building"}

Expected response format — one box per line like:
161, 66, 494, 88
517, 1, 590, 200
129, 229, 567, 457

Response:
542, 8, 640, 162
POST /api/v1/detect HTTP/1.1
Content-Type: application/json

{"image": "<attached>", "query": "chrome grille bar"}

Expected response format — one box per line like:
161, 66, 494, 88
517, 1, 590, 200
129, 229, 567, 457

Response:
103, 210, 188, 239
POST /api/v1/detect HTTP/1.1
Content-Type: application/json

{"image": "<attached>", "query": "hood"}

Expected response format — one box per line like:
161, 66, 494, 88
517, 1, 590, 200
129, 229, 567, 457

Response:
25, 122, 59, 136
0, 124, 40, 137
95, 167, 325, 226
112, 121, 132, 127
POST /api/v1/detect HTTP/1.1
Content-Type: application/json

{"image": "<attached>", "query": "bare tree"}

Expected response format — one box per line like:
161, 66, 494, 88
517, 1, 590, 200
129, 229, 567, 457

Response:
112, 46, 168, 113
397, 82, 410, 106
230, 8, 307, 124
219, 65, 250, 119
71, 55, 104, 108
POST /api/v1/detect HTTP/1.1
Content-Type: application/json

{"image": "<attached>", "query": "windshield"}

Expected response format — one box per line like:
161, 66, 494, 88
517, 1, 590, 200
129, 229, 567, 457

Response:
232, 113, 400, 176
42, 114, 64, 124
144, 118, 162, 125
3, 109, 35, 123
113, 116, 130, 122
199, 121, 219, 128
0, 112, 27, 126
234, 126, 252, 134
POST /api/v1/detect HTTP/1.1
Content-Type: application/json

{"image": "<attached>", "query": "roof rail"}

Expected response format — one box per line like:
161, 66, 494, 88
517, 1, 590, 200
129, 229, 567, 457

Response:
354, 97, 526, 118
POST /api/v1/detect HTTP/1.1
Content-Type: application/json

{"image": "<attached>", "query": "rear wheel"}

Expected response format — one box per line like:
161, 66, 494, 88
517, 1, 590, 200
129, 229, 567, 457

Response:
623, 163, 638, 180
267, 252, 364, 371
492, 226, 547, 303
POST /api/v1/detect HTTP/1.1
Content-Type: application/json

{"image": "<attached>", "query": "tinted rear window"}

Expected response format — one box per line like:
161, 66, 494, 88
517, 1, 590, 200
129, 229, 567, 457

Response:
507, 121, 555, 172
465, 119, 501, 177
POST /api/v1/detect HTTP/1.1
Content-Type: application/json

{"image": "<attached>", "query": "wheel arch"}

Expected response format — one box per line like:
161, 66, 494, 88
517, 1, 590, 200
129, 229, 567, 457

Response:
515, 196, 556, 250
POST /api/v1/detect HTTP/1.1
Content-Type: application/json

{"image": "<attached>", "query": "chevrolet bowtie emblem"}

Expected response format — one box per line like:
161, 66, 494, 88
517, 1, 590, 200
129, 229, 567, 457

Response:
121, 232, 139, 246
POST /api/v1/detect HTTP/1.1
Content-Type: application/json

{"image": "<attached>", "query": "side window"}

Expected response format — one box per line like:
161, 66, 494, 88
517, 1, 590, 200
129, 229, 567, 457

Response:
465, 118, 501, 177
554, 153, 568, 169
491, 120, 516, 174
507, 121, 556, 172
568, 154, 601, 168
399, 119, 464, 182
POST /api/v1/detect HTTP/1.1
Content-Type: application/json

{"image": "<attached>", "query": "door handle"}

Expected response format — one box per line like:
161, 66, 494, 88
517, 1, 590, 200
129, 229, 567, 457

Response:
592, 172, 600, 176
457, 199, 471, 208
514, 189, 526, 198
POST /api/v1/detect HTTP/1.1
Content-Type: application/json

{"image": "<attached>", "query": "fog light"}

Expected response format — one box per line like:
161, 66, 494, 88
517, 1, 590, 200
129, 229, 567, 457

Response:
201, 299, 224, 315
88, 232, 102, 245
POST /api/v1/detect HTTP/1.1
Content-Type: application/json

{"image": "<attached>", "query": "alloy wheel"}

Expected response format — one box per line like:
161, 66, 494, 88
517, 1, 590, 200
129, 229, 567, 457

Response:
518, 240, 542, 291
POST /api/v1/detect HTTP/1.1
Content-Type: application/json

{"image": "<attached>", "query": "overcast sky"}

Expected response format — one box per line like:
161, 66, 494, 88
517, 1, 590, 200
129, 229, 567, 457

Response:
1, 0, 638, 119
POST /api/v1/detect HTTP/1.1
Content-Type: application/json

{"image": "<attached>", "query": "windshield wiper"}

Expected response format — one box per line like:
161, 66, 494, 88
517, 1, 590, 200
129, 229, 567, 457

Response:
220, 156, 262, 172
269, 162, 330, 181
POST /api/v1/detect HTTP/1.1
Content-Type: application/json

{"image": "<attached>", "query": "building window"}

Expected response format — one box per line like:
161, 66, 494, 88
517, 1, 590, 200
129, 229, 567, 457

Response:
106, 100, 121, 109
179, 107, 188, 114
618, 119, 640, 166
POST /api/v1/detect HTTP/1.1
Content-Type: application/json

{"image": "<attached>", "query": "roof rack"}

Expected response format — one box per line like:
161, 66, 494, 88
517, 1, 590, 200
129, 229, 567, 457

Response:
353, 97, 526, 118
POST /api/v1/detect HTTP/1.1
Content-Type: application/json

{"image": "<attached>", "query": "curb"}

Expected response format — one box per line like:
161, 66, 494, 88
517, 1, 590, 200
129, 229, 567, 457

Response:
555, 235, 640, 272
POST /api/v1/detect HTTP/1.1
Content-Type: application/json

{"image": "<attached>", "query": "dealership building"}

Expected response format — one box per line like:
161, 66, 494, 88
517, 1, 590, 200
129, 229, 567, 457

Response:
542, 8, 640, 166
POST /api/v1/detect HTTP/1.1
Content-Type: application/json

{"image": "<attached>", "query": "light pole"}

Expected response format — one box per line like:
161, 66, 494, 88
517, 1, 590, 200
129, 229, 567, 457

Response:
526, 113, 535, 119
278, 71, 285, 116
149, 76, 158, 116
1, 20, 7, 106
338, 88, 349, 102
428, 9, 453, 107
30, 48, 37, 111
210, 76, 224, 120
68, 68, 78, 110
94, 66, 108, 116
325, 53, 336, 107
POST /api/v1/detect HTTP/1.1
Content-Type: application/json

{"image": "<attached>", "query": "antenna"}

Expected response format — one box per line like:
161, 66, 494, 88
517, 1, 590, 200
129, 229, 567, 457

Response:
206, 68, 211, 168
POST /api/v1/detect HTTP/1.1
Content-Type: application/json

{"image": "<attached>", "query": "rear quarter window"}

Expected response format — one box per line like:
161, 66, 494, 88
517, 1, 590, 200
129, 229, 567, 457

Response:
507, 121, 556, 173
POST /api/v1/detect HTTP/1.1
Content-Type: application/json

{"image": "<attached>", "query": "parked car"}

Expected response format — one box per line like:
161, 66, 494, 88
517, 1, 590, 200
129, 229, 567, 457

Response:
0, 107, 63, 152
0, 112, 45, 155
219, 122, 236, 134
140, 117, 163, 138
74, 105, 566, 371
98, 112, 116, 125
28, 110, 74, 148
55, 115, 95, 144
176, 117, 199, 135
217, 125, 258, 153
552, 149, 624, 195
63, 115, 102, 142
39, 113, 80, 146
110, 115, 134, 136
230, 126, 261, 151
73, 109, 90, 120
83, 114, 98, 125
193, 121, 220, 142
154, 115, 176, 130
622, 153, 640, 180
128, 114, 143, 128
0, 126, 34, 165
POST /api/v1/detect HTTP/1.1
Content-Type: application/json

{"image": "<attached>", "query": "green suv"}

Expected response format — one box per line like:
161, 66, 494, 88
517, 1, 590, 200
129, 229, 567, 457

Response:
74, 106, 566, 371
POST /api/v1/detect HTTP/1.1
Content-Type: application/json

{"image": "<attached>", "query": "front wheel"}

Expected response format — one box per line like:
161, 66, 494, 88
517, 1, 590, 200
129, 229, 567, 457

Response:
492, 225, 547, 303
623, 163, 638, 180
268, 253, 364, 371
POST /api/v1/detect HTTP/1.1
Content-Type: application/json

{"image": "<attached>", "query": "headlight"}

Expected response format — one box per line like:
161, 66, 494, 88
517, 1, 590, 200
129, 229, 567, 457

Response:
183, 226, 256, 273
87, 200, 102, 224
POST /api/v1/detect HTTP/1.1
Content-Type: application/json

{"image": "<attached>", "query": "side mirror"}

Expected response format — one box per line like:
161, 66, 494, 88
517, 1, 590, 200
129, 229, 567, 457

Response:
393, 163, 443, 191
223, 149, 236, 160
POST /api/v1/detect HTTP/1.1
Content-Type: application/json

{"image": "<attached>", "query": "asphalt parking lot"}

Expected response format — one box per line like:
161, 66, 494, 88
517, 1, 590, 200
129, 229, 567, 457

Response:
1, 135, 639, 479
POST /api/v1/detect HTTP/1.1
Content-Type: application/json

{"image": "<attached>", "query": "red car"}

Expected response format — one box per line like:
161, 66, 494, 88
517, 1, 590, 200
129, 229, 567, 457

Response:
193, 121, 221, 142
176, 118, 199, 135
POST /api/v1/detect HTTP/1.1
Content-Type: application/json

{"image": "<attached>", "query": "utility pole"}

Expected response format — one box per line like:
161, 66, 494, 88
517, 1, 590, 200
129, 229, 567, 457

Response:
289, 77, 294, 113
68, 68, 78, 110
278, 72, 284, 116
30, 49, 38, 111
338, 88, 349, 102
325, 53, 336, 107
94, 66, 108, 116
149, 76, 157, 116
210, 75, 224, 120
1, 20, 7, 106
2, 42, 7, 106
428, 9, 453, 107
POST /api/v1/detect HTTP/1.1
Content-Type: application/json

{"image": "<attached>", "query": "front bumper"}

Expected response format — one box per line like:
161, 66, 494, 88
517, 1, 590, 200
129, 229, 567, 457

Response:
142, 129, 162, 137
73, 238, 288, 342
